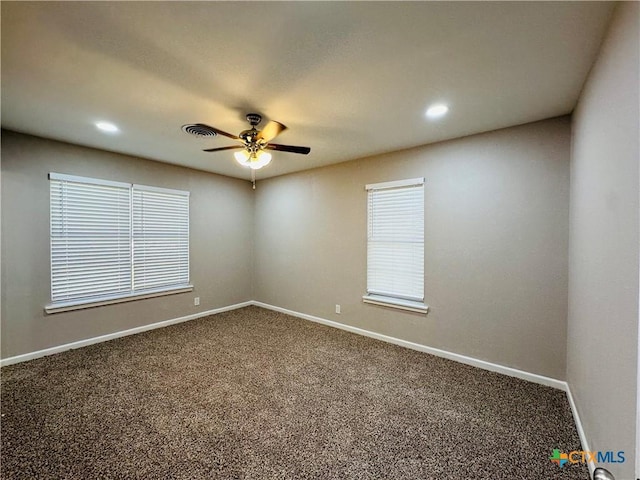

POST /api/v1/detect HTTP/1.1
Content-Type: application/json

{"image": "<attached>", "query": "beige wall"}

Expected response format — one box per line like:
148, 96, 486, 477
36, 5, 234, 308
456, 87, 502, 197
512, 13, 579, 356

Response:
254, 117, 571, 380
1, 130, 254, 358
567, 2, 639, 478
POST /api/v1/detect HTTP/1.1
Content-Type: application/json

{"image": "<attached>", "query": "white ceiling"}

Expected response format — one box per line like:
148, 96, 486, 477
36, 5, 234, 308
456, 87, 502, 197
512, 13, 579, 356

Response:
2, 2, 615, 180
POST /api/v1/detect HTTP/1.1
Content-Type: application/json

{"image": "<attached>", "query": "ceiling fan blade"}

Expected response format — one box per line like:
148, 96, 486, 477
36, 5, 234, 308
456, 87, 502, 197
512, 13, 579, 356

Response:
203, 145, 244, 152
257, 120, 287, 142
265, 143, 311, 155
197, 123, 239, 140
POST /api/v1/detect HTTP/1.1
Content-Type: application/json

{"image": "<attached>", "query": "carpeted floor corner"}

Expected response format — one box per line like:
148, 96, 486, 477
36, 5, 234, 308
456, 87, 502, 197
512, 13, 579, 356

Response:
1, 306, 588, 479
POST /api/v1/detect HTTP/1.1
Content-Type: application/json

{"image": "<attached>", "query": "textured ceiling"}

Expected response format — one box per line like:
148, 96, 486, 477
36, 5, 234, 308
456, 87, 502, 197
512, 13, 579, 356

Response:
1, 2, 615, 180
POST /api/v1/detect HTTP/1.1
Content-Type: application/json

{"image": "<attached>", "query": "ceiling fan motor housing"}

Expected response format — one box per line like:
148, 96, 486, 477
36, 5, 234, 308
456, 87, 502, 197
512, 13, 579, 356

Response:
239, 129, 259, 145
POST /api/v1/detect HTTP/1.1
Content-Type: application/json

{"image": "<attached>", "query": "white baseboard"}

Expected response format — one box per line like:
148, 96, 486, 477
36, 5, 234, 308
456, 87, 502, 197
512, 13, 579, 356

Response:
251, 301, 566, 391
0, 301, 252, 367
565, 384, 595, 477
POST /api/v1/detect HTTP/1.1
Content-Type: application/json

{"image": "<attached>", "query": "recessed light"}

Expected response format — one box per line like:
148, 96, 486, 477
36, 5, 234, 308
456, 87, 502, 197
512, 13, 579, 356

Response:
95, 121, 119, 133
425, 104, 449, 119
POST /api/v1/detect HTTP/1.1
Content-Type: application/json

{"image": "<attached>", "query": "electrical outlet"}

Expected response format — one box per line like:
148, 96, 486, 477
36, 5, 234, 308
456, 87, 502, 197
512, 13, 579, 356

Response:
335, 304, 341, 314
194, 297, 200, 306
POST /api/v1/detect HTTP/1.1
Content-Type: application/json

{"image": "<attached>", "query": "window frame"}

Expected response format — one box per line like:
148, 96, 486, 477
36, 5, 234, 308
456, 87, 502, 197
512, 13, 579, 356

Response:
362, 177, 428, 314
46, 173, 192, 314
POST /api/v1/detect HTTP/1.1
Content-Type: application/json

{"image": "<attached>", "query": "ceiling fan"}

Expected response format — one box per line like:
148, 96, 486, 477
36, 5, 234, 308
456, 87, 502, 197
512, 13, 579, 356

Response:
182, 114, 310, 170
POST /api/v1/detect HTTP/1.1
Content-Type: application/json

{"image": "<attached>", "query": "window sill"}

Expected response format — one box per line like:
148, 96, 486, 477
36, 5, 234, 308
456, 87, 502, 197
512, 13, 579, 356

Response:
362, 295, 429, 314
45, 285, 194, 314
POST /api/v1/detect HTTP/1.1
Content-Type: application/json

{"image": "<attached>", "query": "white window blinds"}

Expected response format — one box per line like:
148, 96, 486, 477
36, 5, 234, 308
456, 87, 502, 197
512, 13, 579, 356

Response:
49, 173, 190, 309
50, 174, 132, 303
366, 178, 424, 302
132, 185, 189, 291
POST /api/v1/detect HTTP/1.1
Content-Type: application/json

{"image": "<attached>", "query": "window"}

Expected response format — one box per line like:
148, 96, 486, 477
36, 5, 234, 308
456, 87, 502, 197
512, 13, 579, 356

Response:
363, 177, 428, 313
47, 173, 191, 313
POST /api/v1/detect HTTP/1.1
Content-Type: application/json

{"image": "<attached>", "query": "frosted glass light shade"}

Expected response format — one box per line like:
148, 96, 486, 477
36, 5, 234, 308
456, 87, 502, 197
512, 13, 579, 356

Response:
234, 149, 272, 170
234, 150, 251, 166
250, 151, 272, 169
234, 149, 272, 169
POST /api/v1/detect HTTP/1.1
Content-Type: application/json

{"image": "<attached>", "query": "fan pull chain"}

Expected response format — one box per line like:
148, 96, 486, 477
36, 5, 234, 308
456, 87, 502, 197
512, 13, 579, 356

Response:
251, 169, 256, 190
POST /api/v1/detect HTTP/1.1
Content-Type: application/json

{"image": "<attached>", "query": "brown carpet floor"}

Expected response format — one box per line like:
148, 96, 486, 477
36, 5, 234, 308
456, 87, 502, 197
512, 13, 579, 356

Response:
1, 306, 588, 479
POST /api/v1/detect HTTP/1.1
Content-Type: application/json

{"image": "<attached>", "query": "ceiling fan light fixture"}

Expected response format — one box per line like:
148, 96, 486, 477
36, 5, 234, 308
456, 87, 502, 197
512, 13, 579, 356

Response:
234, 149, 272, 170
